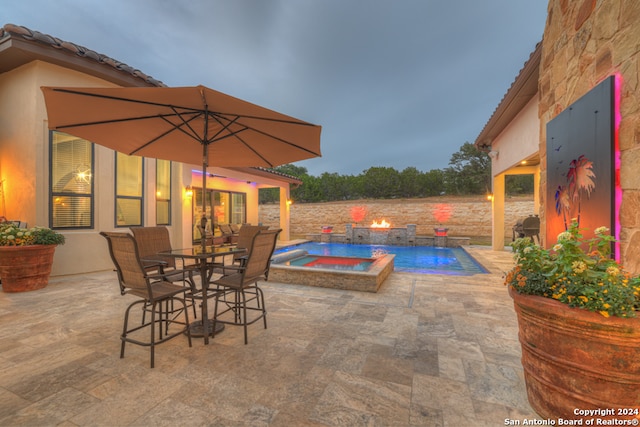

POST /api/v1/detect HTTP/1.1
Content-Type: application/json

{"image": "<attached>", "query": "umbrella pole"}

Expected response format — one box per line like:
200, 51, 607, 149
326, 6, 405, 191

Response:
200, 143, 208, 251
200, 94, 210, 252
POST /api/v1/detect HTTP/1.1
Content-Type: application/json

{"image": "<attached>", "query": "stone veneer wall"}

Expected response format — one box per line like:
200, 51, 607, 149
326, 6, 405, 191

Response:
538, 0, 640, 272
259, 196, 534, 242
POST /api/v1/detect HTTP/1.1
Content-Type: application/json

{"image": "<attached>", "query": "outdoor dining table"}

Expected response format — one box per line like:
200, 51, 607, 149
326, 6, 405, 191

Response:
159, 245, 247, 345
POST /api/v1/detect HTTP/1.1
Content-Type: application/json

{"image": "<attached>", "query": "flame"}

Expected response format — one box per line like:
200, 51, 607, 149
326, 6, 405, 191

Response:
370, 219, 391, 228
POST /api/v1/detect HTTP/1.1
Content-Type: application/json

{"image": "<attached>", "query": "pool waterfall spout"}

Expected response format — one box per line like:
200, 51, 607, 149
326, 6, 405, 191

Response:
346, 223, 417, 246
309, 224, 470, 248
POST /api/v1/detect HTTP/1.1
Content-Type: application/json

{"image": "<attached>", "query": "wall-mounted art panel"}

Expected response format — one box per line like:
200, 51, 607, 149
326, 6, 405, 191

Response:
546, 76, 615, 251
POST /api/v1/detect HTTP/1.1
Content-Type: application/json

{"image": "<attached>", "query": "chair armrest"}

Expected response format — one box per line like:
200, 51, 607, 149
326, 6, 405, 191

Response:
141, 258, 168, 268
221, 264, 243, 272
232, 254, 249, 267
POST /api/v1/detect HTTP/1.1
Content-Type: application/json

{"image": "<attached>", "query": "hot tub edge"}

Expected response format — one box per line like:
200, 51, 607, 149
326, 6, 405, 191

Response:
268, 254, 395, 292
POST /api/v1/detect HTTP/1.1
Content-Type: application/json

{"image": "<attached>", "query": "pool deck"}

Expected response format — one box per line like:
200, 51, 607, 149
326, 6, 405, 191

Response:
0, 245, 542, 426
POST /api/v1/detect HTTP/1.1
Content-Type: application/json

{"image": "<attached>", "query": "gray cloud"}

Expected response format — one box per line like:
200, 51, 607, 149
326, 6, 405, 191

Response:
4, 0, 546, 175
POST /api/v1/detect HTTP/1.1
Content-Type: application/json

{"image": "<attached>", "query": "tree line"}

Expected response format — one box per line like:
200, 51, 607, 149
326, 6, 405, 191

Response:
259, 142, 533, 203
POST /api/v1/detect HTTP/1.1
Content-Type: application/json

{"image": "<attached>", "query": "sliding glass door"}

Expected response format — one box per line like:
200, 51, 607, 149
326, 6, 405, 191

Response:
192, 189, 246, 243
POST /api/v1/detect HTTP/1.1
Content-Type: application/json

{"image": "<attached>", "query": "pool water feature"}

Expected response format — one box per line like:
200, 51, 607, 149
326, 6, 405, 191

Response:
274, 242, 487, 275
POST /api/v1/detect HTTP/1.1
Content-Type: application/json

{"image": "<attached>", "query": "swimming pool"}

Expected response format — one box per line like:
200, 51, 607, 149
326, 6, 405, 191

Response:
274, 242, 487, 275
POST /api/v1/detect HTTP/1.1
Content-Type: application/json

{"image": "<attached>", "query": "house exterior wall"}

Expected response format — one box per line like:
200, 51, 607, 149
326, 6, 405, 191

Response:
538, 0, 640, 272
0, 61, 121, 275
491, 96, 540, 175
489, 96, 540, 249
0, 60, 292, 276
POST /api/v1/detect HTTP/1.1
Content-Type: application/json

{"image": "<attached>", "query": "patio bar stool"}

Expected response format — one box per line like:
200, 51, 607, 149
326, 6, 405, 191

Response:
212, 229, 281, 344
101, 231, 192, 368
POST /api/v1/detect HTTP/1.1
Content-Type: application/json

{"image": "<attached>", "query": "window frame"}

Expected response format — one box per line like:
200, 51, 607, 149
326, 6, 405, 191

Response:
155, 159, 172, 225
114, 152, 144, 228
48, 130, 95, 230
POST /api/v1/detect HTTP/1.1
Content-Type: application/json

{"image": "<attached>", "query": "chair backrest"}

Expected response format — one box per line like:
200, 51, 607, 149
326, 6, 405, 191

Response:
234, 225, 269, 261
219, 224, 234, 236
100, 231, 151, 297
522, 216, 540, 236
130, 226, 176, 269
242, 229, 281, 283
229, 224, 241, 234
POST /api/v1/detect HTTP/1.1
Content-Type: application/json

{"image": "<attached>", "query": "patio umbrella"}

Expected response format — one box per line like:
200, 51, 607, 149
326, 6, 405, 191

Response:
41, 85, 321, 247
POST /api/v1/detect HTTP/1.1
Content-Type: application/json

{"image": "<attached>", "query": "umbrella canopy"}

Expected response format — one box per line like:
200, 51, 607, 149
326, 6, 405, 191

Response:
41, 85, 321, 168
41, 85, 321, 246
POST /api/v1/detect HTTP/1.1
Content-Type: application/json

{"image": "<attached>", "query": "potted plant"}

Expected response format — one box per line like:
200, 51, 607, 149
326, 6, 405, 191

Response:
0, 223, 65, 292
505, 219, 640, 422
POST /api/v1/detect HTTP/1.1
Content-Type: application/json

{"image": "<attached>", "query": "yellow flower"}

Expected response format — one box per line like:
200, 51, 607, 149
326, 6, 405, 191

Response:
606, 266, 620, 276
572, 261, 587, 274
599, 311, 610, 318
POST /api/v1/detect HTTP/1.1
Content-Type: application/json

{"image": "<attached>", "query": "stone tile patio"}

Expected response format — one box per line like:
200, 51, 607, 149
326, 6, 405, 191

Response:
0, 246, 541, 426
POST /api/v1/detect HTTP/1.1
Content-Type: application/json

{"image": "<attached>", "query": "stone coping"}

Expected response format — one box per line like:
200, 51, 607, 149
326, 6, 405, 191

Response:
269, 253, 395, 293
304, 233, 471, 247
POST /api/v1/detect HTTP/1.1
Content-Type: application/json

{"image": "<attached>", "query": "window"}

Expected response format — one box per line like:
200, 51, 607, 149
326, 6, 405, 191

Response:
213, 191, 246, 227
230, 193, 246, 224
115, 152, 143, 227
156, 159, 171, 225
192, 189, 246, 242
50, 131, 94, 229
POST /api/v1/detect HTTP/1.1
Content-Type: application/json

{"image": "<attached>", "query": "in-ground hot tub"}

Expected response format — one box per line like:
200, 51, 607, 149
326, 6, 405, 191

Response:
269, 249, 394, 292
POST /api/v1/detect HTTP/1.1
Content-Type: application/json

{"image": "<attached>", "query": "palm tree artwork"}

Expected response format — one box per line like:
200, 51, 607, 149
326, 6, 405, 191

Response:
555, 185, 571, 229
554, 154, 596, 229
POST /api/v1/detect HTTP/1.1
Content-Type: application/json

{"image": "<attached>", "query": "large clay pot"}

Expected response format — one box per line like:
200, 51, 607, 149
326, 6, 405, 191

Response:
509, 286, 640, 421
0, 245, 57, 292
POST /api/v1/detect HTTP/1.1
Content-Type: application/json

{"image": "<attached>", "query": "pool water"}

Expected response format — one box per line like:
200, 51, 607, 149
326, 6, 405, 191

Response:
274, 242, 487, 275
286, 255, 374, 271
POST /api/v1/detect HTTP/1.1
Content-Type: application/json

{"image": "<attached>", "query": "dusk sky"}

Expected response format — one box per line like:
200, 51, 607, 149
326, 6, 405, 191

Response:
3, 0, 548, 176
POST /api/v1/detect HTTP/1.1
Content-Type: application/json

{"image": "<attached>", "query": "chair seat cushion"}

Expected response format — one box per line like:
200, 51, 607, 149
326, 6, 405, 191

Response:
213, 273, 264, 290
127, 280, 188, 300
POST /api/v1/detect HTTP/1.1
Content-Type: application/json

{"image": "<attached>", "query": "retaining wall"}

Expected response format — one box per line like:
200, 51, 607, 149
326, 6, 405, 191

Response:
259, 195, 535, 242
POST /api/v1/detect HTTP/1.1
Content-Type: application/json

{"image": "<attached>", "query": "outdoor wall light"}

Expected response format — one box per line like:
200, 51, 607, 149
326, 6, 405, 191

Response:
486, 193, 494, 201
185, 185, 193, 198
287, 199, 293, 206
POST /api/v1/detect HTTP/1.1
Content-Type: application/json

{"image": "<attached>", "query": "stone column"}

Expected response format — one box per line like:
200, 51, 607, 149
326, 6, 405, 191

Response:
346, 223, 353, 243
407, 224, 416, 246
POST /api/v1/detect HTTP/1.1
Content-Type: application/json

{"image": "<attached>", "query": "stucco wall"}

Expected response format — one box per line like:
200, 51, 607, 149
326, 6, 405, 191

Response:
492, 96, 540, 175
259, 196, 535, 244
538, 0, 640, 272
0, 61, 121, 275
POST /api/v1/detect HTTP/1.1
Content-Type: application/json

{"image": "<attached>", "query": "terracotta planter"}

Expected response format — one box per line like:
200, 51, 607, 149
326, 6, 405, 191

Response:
0, 245, 57, 292
509, 286, 640, 421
